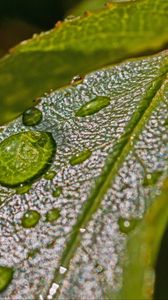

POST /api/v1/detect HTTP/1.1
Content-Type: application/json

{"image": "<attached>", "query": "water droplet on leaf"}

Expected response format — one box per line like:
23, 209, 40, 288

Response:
22, 107, 42, 126
44, 170, 56, 180
21, 210, 41, 228
59, 266, 67, 274
15, 184, 32, 195
118, 217, 140, 234
27, 248, 40, 259
71, 75, 83, 85
69, 149, 92, 166
52, 187, 62, 197
0, 131, 56, 187
143, 171, 163, 187
75, 96, 110, 117
46, 208, 60, 223
0, 266, 14, 293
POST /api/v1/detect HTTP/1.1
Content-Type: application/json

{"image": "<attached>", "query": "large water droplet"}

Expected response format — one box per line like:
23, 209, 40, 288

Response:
118, 217, 140, 234
0, 131, 56, 187
46, 208, 60, 223
21, 210, 41, 228
69, 149, 92, 166
0, 266, 14, 293
22, 107, 42, 126
75, 96, 111, 117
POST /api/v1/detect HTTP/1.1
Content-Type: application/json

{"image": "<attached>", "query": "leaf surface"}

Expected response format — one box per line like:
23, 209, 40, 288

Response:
0, 0, 168, 124
0, 50, 168, 299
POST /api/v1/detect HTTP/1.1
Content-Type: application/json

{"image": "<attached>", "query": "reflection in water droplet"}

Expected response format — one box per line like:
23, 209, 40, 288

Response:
75, 96, 111, 117
0, 266, 14, 293
46, 208, 60, 223
69, 149, 92, 166
44, 170, 56, 180
52, 187, 62, 197
21, 210, 41, 228
48, 283, 59, 299
71, 75, 83, 85
22, 107, 42, 126
59, 266, 67, 274
143, 171, 163, 187
0, 131, 56, 188
15, 184, 31, 195
79, 228, 86, 233
118, 217, 140, 234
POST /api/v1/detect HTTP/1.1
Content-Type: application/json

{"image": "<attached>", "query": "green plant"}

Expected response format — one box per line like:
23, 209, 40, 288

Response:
0, 0, 168, 299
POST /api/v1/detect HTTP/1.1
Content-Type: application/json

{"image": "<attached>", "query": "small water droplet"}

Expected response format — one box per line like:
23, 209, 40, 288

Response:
52, 187, 62, 197
80, 228, 86, 233
143, 171, 163, 187
27, 248, 40, 259
15, 184, 31, 195
22, 107, 42, 126
95, 263, 104, 274
46, 208, 60, 223
75, 96, 111, 117
69, 149, 92, 166
44, 170, 56, 180
71, 75, 83, 85
48, 283, 59, 299
0, 131, 56, 188
21, 210, 41, 228
118, 217, 139, 234
59, 266, 67, 274
0, 266, 14, 293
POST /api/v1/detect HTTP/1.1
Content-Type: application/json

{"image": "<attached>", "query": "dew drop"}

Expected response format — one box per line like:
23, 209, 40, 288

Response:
69, 149, 92, 166
15, 184, 32, 195
45, 208, 60, 223
59, 266, 67, 274
71, 75, 83, 85
0, 266, 14, 293
118, 217, 140, 234
52, 187, 62, 197
22, 107, 42, 126
80, 228, 86, 233
44, 170, 56, 180
21, 210, 41, 228
75, 96, 111, 117
95, 263, 104, 274
27, 248, 40, 259
0, 131, 56, 188
143, 171, 163, 187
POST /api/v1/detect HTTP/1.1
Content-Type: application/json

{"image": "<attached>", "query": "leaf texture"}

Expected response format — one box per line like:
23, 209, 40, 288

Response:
0, 50, 168, 299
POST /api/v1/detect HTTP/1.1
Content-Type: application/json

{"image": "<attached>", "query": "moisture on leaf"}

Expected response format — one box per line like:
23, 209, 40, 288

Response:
21, 210, 41, 229
0, 131, 56, 187
22, 107, 42, 126
0, 266, 14, 293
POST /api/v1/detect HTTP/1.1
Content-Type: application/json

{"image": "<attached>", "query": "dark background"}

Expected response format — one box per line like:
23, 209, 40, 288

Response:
0, 0, 81, 56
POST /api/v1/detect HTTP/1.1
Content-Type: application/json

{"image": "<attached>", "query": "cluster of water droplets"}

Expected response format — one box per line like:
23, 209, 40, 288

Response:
0, 52, 167, 298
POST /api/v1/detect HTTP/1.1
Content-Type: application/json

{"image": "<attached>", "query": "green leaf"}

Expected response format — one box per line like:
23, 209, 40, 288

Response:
120, 178, 168, 300
0, 0, 168, 124
0, 50, 168, 299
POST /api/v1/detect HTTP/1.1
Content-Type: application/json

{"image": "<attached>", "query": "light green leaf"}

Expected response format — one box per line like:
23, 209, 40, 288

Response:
0, 0, 168, 124
0, 50, 168, 299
